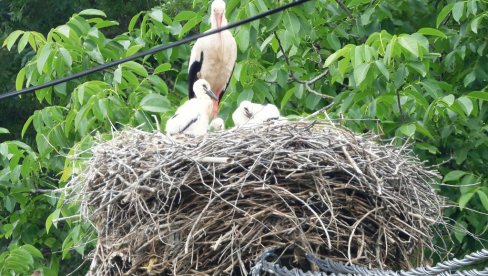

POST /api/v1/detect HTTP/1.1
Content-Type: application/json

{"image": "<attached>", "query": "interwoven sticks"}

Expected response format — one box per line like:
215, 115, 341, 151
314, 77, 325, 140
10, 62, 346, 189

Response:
68, 121, 444, 275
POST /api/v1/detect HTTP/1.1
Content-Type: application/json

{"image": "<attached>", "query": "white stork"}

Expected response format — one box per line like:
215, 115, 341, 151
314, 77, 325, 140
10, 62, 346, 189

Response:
209, 118, 225, 131
232, 101, 281, 127
188, 0, 237, 118
165, 79, 218, 136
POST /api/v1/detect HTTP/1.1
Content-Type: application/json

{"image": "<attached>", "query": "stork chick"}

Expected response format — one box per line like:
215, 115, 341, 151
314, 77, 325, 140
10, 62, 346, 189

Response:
188, 0, 237, 118
232, 101, 281, 127
209, 118, 225, 131
165, 79, 218, 136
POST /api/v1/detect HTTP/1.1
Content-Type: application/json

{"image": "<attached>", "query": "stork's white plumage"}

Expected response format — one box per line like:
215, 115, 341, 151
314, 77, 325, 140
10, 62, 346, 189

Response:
232, 101, 281, 127
165, 79, 218, 136
188, 0, 237, 118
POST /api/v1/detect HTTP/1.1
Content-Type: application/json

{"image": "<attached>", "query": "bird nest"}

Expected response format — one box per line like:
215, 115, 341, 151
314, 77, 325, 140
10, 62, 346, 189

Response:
68, 121, 445, 275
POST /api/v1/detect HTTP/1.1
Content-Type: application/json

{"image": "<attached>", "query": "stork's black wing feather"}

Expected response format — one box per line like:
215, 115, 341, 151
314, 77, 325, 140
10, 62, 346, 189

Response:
179, 115, 199, 133
244, 107, 253, 119
188, 51, 204, 99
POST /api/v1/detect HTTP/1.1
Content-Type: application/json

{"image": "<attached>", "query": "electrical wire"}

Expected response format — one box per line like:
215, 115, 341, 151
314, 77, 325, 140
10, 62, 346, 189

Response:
0, 0, 312, 101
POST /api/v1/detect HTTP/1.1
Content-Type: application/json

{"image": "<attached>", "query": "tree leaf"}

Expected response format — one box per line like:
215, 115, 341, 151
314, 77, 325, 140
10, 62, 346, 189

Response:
37, 43, 53, 74
398, 35, 419, 57
284, 11, 300, 35
456, 97, 473, 116
140, 94, 170, 113
5, 248, 31, 273
149, 9, 163, 23
374, 61, 389, 80
469, 0, 478, 15
174, 11, 196, 22
58, 47, 72, 67
236, 27, 250, 52
407, 62, 426, 77
113, 67, 122, 84
415, 143, 439, 154
436, 3, 454, 27
467, 91, 488, 101
398, 124, 416, 136
125, 45, 144, 57
470, 16, 482, 34
22, 245, 43, 259
3, 30, 24, 50
414, 122, 434, 139
129, 12, 142, 32
79, 9, 107, 17
353, 62, 371, 86
442, 94, 455, 106
154, 63, 171, 74
21, 115, 33, 138
180, 16, 201, 37
17, 32, 30, 53
459, 191, 474, 210
122, 61, 148, 77
444, 170, 467, 182
417, 28, 447, 38
452, 2, 465, 23
477, 190, 488, 211
281, 88, 295, 109
15, 68, 26, 90
0, 128, 9, 134
463, 71, 476, 87
46, 209, 61, 234
327, 33, 341, 51
95, 20, 119, 29
323, 45, 352, 68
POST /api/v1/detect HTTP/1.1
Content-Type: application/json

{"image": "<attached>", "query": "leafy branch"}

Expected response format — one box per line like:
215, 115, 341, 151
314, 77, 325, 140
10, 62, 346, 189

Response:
273, 32, 334, 100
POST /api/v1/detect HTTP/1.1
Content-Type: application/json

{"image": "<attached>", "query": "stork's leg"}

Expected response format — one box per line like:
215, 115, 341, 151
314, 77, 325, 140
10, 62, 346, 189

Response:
212, 89, 222, 118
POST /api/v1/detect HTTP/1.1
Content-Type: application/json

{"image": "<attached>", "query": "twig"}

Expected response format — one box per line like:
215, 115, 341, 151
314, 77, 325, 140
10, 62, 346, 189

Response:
52, 214, 81, 223
342, 145, 363, 175
301, 102, 335, 121
335, 0, 354, 19
33, 188, 66, 194
396, 89, 405, 122
195, 156, 234, 164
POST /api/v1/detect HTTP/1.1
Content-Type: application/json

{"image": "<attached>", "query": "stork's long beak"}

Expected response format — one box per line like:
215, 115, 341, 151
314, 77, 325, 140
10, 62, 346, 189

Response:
216, 14, 223, 28
205, 89, 219, 101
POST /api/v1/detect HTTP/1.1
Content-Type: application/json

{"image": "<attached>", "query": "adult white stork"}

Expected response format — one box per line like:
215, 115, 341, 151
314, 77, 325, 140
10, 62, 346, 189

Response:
232, 101, 281, 127
165, 79, 218, 136
188, 0, 237, 118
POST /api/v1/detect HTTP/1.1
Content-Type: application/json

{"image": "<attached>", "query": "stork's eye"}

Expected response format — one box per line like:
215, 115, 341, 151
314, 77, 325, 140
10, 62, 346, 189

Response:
203, 84, 208, 90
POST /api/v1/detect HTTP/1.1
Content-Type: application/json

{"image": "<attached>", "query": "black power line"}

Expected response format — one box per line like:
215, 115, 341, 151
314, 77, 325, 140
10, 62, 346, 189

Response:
0, 0, 312, 101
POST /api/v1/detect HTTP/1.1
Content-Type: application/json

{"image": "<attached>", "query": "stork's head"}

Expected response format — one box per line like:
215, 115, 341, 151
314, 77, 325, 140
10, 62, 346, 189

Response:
210, 118, 225, 131
194, 79, 218, 101
211, 0, 227, 28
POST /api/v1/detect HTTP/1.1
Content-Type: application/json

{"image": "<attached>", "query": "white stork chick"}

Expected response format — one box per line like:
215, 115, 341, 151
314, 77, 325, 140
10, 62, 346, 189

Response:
209, 118, 225, 131
232, 101, 281, 127
188, 0, 237, 118
165, 79, 218, 136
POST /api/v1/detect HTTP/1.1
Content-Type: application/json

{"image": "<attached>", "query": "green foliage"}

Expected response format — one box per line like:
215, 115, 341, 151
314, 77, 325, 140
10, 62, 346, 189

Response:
1, 0, 488, 274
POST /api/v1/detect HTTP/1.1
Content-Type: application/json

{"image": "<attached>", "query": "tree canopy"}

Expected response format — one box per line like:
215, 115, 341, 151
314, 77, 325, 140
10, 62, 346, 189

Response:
0, 0, 487, 274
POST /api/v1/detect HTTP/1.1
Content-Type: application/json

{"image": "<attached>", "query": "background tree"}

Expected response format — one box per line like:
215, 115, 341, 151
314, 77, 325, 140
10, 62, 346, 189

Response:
0, 0, 487, 274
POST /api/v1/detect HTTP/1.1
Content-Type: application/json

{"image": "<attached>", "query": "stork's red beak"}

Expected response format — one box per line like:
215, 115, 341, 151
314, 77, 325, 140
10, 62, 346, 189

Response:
216, 14, 223, 28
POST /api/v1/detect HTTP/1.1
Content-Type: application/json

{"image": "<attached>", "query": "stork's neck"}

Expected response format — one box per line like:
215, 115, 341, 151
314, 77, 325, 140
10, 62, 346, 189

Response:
211, 14, 228, 29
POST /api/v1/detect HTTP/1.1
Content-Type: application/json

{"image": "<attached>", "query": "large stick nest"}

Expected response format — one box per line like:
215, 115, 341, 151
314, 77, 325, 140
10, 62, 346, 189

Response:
69, 121, 444, 275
